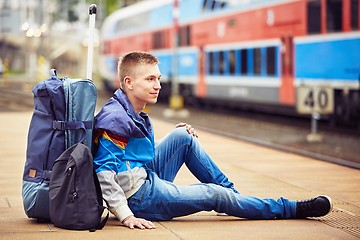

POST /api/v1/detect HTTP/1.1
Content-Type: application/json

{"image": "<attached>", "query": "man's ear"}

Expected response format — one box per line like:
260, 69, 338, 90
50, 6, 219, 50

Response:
124, 76, 133, 90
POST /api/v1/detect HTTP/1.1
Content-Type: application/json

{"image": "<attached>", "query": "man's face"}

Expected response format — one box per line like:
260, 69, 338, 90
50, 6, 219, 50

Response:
127, 64, 162, 107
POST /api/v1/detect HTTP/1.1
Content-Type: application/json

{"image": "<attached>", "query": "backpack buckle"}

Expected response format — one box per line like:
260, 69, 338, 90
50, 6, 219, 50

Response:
53, 121, 66, 130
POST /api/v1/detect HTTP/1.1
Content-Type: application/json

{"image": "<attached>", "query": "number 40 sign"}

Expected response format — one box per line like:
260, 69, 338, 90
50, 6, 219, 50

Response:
296, 86, 334, 114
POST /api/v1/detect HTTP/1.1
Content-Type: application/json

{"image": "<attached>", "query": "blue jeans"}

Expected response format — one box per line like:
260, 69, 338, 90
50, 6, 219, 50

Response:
127, 127, 297, 221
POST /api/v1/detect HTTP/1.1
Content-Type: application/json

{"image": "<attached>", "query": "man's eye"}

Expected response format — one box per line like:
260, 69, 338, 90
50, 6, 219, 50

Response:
145, 77, 160, 81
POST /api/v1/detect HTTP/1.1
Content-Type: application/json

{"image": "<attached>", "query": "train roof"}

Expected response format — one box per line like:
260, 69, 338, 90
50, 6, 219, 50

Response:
101, 0, 300, 39
101, 0, 173, 39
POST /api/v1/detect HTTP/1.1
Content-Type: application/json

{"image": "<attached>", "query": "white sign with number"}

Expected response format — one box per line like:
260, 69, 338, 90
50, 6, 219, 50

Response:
296, 87, 334, 114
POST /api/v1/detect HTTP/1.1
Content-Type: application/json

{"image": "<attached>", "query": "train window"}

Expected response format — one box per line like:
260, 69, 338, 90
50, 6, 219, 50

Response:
186, 26, 191, 45
327, 0, 342, 32
351, 0, 359, 30
253, 48, 261, 76
219, 51, 224, 75
307, 0, 321, 34
213, 51, 220, 75
202, 0, 209, 10
235, 50, 241, 75
180, 25, 191, 46
202, 0, 216, 10
211, 0, 216, 9
152, 32, 157, 49
266, 47, 276, 76
153, 31, 165, 49
229, 50, 236, 75
202, 0, 227, 11
208, 52, 214, 75
241, 49, 248, 75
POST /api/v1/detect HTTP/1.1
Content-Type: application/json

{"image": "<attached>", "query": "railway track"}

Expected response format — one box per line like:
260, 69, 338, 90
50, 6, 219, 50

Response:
147, 103, 360, 169
0, 87, 34, 112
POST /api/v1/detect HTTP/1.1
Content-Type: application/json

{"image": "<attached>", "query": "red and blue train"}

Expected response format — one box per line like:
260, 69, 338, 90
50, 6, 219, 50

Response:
99, 0, 360, 126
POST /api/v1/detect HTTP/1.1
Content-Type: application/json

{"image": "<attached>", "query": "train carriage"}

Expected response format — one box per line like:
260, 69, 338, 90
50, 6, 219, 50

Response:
99, 0, 360, 126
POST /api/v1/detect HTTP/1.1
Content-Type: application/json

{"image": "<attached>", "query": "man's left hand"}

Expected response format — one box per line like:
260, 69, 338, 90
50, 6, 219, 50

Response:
175, 122, 198, 138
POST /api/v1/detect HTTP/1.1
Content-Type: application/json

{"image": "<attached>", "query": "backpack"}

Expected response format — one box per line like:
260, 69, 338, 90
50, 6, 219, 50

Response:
49, 142, 108, 231
22, 4, 100, 223
22, 70, 97, 221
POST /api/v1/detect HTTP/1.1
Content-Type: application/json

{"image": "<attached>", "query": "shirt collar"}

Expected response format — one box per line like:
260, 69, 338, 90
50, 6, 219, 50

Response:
114, 88, 149, 123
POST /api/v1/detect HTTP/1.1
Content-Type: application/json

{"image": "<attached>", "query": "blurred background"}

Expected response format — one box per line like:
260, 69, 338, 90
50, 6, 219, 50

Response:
0, 0, 139, 82
0, 0, 359, 167
1, 0, 359, 120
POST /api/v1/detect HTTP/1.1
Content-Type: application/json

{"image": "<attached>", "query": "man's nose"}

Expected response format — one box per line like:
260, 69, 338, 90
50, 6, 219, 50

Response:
154, 80, 161, 89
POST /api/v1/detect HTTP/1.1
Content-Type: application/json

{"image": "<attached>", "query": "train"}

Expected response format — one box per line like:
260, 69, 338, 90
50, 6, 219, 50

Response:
98, 0, 360, 127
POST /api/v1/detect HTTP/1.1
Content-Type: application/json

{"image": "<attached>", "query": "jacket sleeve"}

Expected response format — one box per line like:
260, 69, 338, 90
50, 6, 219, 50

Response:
93, 133, 133, 222
96, 170, 133, 222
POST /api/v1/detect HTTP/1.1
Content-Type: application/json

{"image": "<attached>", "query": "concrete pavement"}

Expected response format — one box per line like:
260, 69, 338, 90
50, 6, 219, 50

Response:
0, 110, 359, 240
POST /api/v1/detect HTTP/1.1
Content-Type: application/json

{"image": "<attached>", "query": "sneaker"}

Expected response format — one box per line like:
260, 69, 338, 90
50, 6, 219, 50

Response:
296, 195, 333, 218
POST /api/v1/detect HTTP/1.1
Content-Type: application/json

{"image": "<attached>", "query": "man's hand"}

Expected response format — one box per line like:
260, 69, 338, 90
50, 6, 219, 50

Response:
175, 122, 198, 138
122, 215, 156, 229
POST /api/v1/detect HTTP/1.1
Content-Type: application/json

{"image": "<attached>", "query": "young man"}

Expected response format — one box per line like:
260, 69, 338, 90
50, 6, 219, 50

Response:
93, 51, 332, 229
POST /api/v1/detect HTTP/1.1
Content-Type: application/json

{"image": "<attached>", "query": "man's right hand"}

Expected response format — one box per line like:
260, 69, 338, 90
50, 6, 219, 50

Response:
122, 215, 156, 229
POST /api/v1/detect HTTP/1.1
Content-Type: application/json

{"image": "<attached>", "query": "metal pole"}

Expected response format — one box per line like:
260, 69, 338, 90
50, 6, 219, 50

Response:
172, 0, 179, 96
164, 0, 189, 118
311, 112, 319, 135
307, 111, 322, 142
86, 4, 96, 80
169, 0, 183, 110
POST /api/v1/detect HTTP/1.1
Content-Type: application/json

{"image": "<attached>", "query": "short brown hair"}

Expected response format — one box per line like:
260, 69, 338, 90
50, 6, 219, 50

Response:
118, 51, 159, 88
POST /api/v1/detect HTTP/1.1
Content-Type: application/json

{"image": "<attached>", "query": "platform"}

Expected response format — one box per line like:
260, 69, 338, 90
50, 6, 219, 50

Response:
0, 111, 359, 240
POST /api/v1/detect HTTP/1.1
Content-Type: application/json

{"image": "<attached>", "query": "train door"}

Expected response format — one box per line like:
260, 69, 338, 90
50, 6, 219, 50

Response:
196, 46, 207, 97
280, 35, 295, 105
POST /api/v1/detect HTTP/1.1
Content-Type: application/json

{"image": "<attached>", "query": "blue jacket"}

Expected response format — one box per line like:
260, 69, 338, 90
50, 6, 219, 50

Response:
93, 89, 154, 221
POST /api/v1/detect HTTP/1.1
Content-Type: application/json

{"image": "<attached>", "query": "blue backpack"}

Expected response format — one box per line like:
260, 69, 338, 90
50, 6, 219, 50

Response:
22, 70, 97, 221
